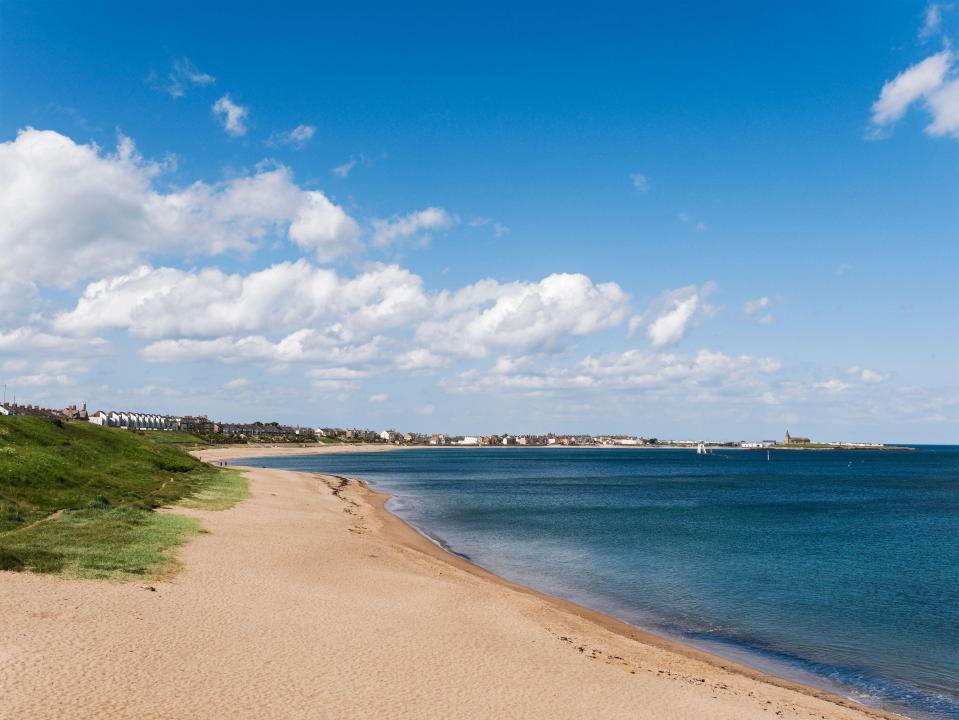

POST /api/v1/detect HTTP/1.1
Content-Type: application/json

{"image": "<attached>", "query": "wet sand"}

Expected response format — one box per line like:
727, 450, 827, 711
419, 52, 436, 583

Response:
0, 447, 903, 720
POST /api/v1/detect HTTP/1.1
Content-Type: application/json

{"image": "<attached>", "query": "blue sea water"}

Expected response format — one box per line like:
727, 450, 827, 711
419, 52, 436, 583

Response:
242, 447, 959, 719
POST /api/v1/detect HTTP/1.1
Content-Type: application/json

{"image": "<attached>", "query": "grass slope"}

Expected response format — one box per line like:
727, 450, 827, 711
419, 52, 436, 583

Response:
0, 416, 248, 578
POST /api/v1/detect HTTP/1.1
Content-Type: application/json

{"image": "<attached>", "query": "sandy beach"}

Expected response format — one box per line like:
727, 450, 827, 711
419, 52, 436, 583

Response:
0, 446, 901, 720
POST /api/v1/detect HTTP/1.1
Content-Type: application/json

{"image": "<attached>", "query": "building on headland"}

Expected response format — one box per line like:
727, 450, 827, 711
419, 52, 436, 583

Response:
89, 410, 183, 431
1, 401, 88, 421
741, 440, 776, 449
783, 430, 811, 445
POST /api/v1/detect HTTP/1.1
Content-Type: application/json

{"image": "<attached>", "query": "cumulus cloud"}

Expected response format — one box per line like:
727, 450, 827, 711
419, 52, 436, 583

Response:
395, 348, 450, 370
0, 277, 42, 327
448, 348, 780, 397
331, 154, 378, 178
849, 366, 886, 383
679, 212, 707, 233
920, 3, 945, 39
270, 124, 316, 148
645, 283, 716, 348
742, 296, 774, 325
371, 207, 455, 248
288, 192, 361, 261
142, 332, 385, 366
814, 379, 852, 392
0, 327, 107, 354
149, 57, 215, 98
308, 366, 374, 391
332, 158, 357, 177
55, 261, 426, 340
368, 393, 389, 403
869, 50, 959, 139
414, 273, 630, 359
59, 260, 634, 376
0, 129, 360, 288
212, 95, 249, 136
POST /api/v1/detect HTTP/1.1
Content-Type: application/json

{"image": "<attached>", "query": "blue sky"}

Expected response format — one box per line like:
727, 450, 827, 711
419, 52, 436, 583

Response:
0, 1, 956, 441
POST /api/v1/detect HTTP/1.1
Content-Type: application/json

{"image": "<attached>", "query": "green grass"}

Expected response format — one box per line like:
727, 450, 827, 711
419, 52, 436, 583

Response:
141, 429, 211, 448
0, 416, 249, 579
178, 468, 249, 511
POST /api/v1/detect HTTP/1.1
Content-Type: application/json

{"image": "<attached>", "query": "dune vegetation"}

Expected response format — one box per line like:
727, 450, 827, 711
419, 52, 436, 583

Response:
0, 416, 247, 578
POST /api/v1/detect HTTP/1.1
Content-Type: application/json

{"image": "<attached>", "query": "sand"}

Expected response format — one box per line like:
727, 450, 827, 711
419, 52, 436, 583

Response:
0, 446, 902, 720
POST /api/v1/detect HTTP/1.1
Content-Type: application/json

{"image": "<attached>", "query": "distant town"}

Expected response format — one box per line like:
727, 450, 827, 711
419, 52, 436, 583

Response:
0, 399, 902, 450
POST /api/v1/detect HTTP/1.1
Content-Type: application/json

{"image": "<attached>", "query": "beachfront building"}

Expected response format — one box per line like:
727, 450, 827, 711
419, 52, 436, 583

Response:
784, 430, 811, 445
89, 410, 188, 431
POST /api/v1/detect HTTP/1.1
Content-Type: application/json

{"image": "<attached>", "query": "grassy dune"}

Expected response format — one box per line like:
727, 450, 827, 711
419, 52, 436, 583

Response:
0, 416, 248, 578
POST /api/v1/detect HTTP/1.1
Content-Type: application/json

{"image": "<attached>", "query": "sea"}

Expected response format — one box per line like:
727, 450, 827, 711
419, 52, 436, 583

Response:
241, 446, 959, 719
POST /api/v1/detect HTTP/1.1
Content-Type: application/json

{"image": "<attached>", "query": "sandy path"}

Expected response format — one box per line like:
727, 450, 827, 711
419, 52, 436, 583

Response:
0, 461, 898, 720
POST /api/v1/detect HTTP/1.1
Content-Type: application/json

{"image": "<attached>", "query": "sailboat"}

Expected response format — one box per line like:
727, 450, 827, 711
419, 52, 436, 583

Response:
696, 442, 707, 455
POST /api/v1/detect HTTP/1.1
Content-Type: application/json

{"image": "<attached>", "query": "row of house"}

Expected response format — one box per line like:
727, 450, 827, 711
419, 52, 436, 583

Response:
89, 410, 184, 430
0, 402, 67, 420
218, 422, 313, 438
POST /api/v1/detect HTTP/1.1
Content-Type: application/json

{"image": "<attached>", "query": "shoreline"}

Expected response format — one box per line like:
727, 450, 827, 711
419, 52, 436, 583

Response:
211, 444, 904, 720
196, 442, 916, 458
354, 476, 899, 718
0, 444, 908, 719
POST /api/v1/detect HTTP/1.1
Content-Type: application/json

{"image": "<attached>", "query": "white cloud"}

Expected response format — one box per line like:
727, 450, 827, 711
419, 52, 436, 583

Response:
271, 124, 316, 148
0, 277, 42, 327
288, 192, 361, 261
679, 211, 707, 233
212, 95, 249, 136
449, 348, 780, 397
925, 77, 959, 137
630, 173, 649, 193
331, 154, 377, 178
308, 366, 373, 392
815, 379, 852, 392
371, 207, 455, 248
56, 261, 426, 340
646, 283, 715, 348
224, 377, 249, 389
395, 348, 450, 370
920, 3, 944, 39
149, 57, 215, 98
742, 296, 774, 324
0, 327, 107, 354
415, 273, 630, 359
369, 393, 389, 403
331, 158, 357, 177
869, 51, 959, 139
0, 129, 360, 288
849, 366, 886, 383
142, 332, 385, 366
55, 260, 633, 377
9, 371, 73, 387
